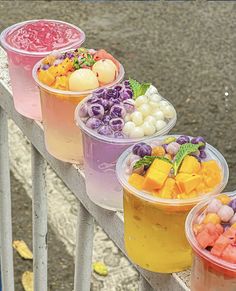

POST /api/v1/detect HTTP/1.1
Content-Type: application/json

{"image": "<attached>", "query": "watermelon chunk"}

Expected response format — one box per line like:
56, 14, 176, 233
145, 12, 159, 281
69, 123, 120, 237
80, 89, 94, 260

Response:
196, 229, 216, 248
221, 244, 236, 263
211, 234, 234, 257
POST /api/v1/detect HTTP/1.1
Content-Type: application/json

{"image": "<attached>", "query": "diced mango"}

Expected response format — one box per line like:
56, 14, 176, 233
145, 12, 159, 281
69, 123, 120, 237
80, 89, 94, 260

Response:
53, 76, 69, 90
175, 173, 192, 181
179, 155, 201, 174
128, 173, 145, 190
178, 174, 202, 194
151, 159, 172, 175
143, 170, 168, 191
159, 178, 176, 199
201, 160, 221, 188
38, 70, 55, 86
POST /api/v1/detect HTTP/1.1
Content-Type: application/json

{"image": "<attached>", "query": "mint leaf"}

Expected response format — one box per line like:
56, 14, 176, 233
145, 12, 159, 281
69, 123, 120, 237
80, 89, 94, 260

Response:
129, 78, 151, 100
133, 155, 173, 170
173, 143, 202, 175
73, 57, 80, 70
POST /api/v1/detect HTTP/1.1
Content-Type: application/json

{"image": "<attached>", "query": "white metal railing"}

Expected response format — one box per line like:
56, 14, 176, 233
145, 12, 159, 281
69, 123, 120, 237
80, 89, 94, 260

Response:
0, 47, 189, 291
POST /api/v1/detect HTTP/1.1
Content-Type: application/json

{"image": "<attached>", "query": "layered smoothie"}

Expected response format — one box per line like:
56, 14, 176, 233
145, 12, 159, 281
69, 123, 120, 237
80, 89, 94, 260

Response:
75, 79, 176, 210
186, 193, 236, 291
0, 19, 85, 120
116, 135, 229, 272
33, 47, 124, 163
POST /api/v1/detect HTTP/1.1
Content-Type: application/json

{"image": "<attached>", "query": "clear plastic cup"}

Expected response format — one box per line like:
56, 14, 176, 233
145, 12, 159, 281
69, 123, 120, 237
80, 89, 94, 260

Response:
116, 135, 229, 273
185, 192, 236, 291
75, 97, 177, 211
33, 55, 125, 164
0, 19, 85, 120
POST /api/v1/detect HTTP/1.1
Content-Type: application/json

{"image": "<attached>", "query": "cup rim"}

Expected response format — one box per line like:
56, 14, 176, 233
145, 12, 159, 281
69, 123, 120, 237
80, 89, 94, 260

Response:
185, 191, 236, 272
116, 134, 229, 205
0, 19, 86, 56
32, 51, 125, 96
75, 92, 177, 144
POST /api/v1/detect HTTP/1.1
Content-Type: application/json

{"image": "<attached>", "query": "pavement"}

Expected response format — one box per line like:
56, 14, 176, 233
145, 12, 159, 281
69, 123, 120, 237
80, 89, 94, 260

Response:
0, 1, 235, 290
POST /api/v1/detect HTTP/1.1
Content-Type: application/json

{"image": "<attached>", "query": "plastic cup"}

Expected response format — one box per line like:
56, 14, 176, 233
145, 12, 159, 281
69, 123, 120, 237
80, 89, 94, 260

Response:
33, 55, 125, 164
75, 96, 177, 211
185, 192, 236, 291
0, 19, 85, 120
116, 135, 229, 273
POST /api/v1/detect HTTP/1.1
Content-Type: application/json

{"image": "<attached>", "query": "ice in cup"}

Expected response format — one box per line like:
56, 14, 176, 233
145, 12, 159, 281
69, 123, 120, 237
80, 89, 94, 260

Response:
116, 135, 229, 272
186, 192, 236, 291
33, 47, 124, 163
0, 19, 85, 120
75, 79, 177, 210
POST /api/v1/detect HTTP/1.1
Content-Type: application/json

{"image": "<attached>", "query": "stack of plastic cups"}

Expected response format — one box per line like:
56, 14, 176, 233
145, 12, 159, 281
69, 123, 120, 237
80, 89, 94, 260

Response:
0, 19, 85, 120
186, 191, 236, 291
116, 135, 229, 273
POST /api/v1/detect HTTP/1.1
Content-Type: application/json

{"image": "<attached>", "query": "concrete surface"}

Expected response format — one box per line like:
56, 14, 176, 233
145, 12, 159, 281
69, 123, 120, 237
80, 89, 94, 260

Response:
0, 1, 235, 290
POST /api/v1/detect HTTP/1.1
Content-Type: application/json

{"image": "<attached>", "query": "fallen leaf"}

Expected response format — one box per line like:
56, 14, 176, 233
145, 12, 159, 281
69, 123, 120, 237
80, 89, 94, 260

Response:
13, 240, 33, 260
22, 271, 33, 291
93, 262, 108, 276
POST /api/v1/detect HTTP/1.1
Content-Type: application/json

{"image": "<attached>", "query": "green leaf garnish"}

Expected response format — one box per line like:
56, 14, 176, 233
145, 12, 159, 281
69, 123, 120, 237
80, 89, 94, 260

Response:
173, 143, 203, 175
73, 57, 80, 70
133, 155, 173, 170
129, 78, 151, 100
73, 53, 96, 70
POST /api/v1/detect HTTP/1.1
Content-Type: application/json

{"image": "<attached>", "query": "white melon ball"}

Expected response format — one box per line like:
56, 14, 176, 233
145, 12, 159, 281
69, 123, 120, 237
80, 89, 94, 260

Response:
159, 100, 169, 110
152, 110, 164, 120
134, 95, 148, 107
145, 85, 158, 97
142, 122, 156, 136
124, 113, 131, 122
156, 120, 167, 131
123, 121, 135, 136
162, 105, 175, 119
131, 111, 143, 126
144, 116, 156, 126
129, 127, 144, 138
148, 93, 161, 103
92, 59, 117, 84
69, 69, 99, 91
138, 103, 151, 117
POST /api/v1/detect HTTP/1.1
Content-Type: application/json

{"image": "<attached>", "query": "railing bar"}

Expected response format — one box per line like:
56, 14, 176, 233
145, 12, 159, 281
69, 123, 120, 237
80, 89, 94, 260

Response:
0, 107, 15, 291
139, 276, 153, 291
31, 145, 47, 291
74, 201, 94, 291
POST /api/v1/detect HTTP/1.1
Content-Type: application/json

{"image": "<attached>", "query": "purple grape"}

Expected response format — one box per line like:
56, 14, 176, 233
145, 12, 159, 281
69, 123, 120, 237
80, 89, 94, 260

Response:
199, 149, 207, 159
229, 198, 236, 212
137, 144, 152, 157
176, 135, 190, 145
162, 144, 168, 153
101, 99, 110, 111
109, 118, 125, 131
41, 64, 50, 70
110, 105, 126, 118
120, 89, 133, 100
114, 131, 125, 139
86, 117, 102, 129
102, 115, 112, 124
191, 136, 206, 149
132, 143, 147, 155
123, 80, 130, 87
110, 97, 120, 105
113, 84, 123, 92
65, 52, 74, 59
93, 88, 106, 99
123, 99, 135, 113
89, 96, 102, 105
88, 104, 104, 119
105, 88, 118, 100
97, 125, 113, 136
79, 103, 89, 118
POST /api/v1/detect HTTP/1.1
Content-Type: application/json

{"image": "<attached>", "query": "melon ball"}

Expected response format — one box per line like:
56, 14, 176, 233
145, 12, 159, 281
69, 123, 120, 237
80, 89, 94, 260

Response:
92, 59, 117, 84
69, 69, 99, 91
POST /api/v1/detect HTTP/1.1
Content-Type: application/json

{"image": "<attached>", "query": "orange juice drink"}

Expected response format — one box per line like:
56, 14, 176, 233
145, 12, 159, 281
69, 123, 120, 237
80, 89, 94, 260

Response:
33, 48, 124, 163
116, 135, 229, 273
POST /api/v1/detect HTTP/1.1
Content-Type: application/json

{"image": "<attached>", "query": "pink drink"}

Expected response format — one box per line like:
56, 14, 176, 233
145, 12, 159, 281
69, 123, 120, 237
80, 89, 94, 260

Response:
0, 20, 85, 120
186, 193, 236, 291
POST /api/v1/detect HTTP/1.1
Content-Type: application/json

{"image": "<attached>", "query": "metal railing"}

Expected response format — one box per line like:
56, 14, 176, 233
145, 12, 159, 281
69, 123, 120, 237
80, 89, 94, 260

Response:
0, 47, 189, 291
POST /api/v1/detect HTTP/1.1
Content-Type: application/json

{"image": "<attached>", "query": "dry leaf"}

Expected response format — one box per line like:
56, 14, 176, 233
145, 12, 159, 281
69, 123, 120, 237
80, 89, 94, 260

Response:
13, 240, 33, 260
22, 271, 33, 291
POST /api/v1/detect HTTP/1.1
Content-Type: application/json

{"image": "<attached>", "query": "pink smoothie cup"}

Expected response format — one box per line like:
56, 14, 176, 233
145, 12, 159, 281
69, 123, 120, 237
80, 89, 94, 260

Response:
0, 19, 85, 120
185, 191, 236, 291
75, 96, 177, 211
33, 52, 125, 164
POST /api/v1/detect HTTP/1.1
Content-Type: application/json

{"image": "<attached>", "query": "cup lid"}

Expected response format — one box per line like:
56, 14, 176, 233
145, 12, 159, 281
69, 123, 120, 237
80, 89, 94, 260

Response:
116, 135, 229, 206
185, 191, 236, 272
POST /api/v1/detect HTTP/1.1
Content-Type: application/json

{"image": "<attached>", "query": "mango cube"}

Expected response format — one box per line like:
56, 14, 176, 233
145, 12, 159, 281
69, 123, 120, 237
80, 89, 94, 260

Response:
128, 173, 145, 190
179, 155, 201, 174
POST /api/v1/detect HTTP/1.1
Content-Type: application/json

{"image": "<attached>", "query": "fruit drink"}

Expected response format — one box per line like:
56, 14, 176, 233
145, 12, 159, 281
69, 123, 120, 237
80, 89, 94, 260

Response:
186, 193, 236, 291
0, 19, 85, 120
116, 135, 229, 272
33, 47, 124, 163
75, 79, 176, 210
